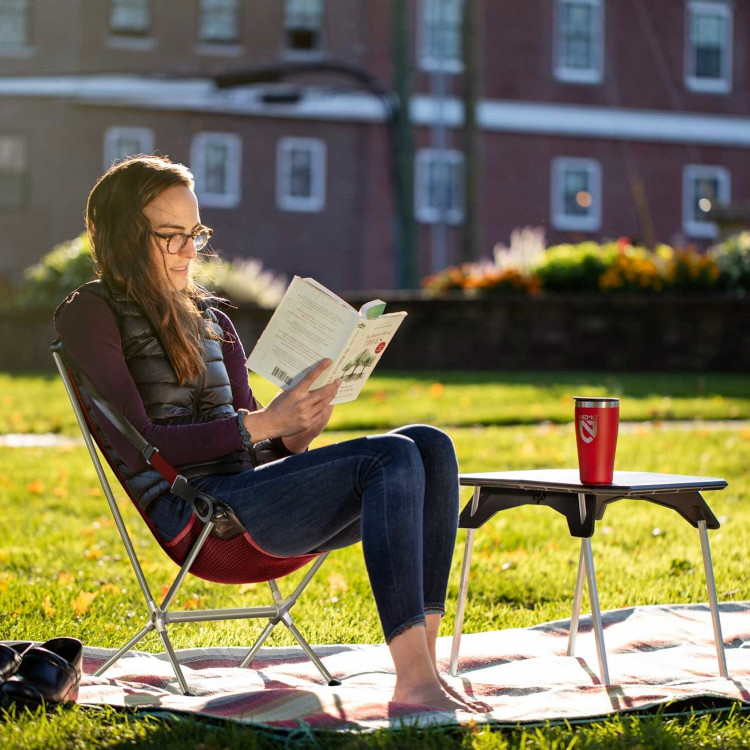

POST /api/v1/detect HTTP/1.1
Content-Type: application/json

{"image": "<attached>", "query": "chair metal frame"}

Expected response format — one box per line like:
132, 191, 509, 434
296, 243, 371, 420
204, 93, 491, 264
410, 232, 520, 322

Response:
53, 348, 338, 695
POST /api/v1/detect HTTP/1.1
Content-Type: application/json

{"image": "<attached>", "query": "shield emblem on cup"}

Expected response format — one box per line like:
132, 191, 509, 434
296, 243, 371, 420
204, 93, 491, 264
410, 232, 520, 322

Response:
579, 418, 597, 444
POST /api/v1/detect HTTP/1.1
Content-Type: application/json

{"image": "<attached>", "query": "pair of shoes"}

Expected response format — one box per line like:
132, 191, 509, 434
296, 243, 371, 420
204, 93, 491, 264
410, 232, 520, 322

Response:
0, 638, 83, 710
0, 643, 32, 683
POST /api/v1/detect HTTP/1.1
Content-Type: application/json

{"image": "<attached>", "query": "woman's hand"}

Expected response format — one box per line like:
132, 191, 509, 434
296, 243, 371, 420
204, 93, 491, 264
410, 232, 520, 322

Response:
242, 359, 340, 444
280, 395, 335, 453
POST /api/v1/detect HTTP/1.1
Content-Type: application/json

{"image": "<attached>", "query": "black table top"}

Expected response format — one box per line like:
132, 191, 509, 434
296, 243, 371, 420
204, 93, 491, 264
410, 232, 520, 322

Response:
459, 469, 728, 495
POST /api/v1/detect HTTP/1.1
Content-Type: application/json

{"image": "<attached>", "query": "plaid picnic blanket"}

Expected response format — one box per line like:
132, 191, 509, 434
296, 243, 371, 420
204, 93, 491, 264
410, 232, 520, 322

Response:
78, 602, 750, 730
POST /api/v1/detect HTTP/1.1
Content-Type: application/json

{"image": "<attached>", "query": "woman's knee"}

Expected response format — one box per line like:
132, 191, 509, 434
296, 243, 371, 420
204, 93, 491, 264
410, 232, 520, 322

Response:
366, 434, 425, 483
393, 425, 457, 468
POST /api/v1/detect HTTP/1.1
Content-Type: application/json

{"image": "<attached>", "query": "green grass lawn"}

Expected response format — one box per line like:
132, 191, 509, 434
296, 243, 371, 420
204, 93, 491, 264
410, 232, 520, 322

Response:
2, 370, 750, 434
1, 373, 750, 747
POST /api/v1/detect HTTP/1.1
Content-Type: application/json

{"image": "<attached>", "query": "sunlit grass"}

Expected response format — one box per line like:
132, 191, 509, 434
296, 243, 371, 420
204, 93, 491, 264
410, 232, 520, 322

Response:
2, 370, 750, 435
1, 374, 750, 747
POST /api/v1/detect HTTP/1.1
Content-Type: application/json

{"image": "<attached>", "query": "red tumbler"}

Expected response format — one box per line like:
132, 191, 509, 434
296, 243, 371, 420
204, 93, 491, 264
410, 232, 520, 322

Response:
574, 397, 619, 484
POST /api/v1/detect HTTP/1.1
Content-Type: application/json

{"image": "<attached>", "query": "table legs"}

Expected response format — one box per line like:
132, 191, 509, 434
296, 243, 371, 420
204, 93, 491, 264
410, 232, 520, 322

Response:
567, 538, 611, 685
450, 487, 480, 677
450, 487, 727, 684
698, 519, 729, 678
567, 542, 586, 656
566, 493, 611, 685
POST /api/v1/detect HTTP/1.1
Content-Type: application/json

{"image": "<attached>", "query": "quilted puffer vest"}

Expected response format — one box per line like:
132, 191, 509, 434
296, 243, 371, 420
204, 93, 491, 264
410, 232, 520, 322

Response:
68, 280, 253, 510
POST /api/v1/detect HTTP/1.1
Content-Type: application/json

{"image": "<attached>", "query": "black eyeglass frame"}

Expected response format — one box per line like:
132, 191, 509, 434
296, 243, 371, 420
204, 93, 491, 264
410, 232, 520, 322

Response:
152, 225, 214, 255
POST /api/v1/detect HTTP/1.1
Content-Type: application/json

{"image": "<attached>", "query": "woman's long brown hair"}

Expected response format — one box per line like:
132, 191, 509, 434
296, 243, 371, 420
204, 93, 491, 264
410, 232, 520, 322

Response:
86, 155, 211, 385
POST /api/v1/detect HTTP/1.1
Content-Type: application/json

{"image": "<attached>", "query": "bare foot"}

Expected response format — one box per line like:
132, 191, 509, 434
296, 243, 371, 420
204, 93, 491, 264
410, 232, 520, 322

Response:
438, 676, 493, 713
392, 681, 467, 712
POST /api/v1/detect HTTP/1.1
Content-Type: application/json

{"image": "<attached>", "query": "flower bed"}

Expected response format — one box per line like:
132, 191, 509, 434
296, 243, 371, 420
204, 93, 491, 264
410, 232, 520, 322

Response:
422, 231, 750, 296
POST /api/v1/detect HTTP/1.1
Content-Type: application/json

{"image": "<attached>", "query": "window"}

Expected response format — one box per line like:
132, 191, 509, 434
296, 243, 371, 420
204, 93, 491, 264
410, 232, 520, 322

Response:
103, 127, 154, 170
419, 0, 463, 73
276, 138, 326, 213
0, 0, 31, 50
284, 0, 323, 53
551, 157, 602, 232
190, 133, 242, 209
682, 165, 730, 238
109, 0, 150, 36
554, 0, 604, 84
415, 148, 465, 224
198, 0, 240, 43
685, 1, 732, 93
0, 134, 28, 211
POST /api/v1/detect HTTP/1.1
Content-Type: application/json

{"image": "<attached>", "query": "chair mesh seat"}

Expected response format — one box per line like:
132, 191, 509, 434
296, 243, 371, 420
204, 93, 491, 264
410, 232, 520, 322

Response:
162, 516, 317, 584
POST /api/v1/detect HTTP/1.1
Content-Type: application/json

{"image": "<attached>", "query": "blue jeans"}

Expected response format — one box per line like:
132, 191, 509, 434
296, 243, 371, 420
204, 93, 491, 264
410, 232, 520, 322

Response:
152, 424, 459, 643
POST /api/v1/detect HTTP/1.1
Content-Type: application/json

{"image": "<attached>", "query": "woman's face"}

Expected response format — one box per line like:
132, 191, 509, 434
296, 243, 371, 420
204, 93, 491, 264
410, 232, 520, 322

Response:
143, 185, 201, 293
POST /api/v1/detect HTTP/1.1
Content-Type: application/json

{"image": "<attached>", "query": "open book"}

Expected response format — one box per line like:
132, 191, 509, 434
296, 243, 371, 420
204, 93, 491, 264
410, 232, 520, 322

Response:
245, 276, 407, 404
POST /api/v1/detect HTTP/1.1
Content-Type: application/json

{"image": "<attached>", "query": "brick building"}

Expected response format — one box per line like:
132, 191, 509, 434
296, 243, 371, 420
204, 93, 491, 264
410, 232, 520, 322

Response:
0, 0, 748, 291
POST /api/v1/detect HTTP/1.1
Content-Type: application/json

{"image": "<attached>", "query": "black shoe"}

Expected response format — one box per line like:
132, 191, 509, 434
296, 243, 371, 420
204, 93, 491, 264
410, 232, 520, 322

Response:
0, 638, 82, 710
0, 643, 32, 684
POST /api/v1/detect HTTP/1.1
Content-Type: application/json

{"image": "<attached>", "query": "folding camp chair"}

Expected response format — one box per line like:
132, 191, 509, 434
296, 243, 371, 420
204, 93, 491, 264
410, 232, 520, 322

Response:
51, 341, 338, 695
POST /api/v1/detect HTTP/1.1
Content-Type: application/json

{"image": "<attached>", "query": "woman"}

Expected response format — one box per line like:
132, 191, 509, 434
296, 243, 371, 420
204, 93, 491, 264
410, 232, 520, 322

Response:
56, 154, 486, 712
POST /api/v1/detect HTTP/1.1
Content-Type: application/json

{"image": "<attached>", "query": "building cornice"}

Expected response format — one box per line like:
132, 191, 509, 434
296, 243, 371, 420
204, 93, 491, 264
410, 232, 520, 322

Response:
1, 75, 749, 148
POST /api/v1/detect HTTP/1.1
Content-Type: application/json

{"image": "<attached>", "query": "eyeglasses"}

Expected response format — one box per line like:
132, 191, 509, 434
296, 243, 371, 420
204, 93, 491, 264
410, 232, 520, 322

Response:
152, 225, 213, 255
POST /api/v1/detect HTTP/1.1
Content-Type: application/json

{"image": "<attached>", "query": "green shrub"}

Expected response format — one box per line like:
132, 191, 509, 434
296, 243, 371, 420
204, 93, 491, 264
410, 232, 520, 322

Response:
17, 233, 97, 308
534, 241, 619, 291
711, 231, 750, 293
16, 233, 287, 309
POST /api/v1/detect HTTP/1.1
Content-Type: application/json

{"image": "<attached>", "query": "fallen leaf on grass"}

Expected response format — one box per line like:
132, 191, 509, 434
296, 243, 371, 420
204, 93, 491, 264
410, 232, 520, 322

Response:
327, 572, 349, 596
98, 583, 120, 595
429, 383, 444, 398
85, 548, 102, 560
72, 590, 97, 617
52, 487, 69, 498
26, 480, 45, 494
42, 596, 56, 618
57, 571, 75, 586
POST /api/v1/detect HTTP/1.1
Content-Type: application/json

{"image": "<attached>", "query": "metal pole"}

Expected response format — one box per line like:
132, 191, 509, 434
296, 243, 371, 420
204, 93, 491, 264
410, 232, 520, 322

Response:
698, 519, 729, 678
391, 0, 418, 288
430, 0, 449, 272
449, 486, 481, 675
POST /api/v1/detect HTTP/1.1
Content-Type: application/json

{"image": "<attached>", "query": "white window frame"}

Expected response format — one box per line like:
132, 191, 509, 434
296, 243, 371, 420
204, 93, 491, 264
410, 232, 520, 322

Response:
554, 0, 604, 84
682, 164, 730, 239
550, 157, 602, 232
276, 137, 326, 213
685, 0, 732, 94
0, 0, 33, 55
103, 126, 154, 170
414, 148, 465, 225
109, 0, 151, 36
283, 0, 324, 57
197, 0, 240, 44
418, 0, 464, 74
190, 132, 242, 209
0, 133, 28, 211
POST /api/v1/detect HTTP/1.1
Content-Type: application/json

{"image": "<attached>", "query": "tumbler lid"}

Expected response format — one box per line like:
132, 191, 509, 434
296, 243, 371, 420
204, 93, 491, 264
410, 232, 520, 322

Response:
573, 396, 619, 408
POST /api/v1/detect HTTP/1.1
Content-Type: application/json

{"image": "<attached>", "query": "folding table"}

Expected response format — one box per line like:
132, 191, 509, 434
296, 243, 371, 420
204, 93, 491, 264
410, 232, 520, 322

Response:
449, 469, 729, 685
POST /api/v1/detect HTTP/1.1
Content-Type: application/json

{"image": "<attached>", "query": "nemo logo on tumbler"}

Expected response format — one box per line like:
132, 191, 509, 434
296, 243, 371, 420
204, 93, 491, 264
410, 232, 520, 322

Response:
573, 398, 620, 484
578, 414, 598, 444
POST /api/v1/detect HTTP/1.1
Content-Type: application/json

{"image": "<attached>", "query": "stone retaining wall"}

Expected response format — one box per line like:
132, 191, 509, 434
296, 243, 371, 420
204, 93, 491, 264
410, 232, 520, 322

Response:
5, 293, 750, 372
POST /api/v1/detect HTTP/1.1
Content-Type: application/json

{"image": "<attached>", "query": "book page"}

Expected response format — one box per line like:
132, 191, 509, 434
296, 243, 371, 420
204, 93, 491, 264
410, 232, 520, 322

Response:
325, 312, 407, 404
246, 277, 355, 390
